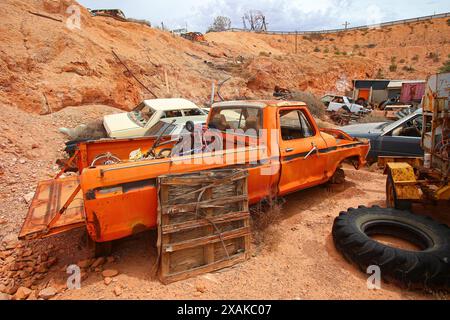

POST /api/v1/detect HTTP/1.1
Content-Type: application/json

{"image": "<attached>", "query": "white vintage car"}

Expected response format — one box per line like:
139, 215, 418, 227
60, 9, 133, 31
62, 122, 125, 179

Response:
324, 95, 371, 115
103, 98, 208, 138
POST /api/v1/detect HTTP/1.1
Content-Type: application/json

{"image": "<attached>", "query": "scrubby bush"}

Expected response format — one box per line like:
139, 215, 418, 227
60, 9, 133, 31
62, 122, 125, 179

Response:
439, 56, 450, 72
289, 91, 326, 119
426, 52, 440, 63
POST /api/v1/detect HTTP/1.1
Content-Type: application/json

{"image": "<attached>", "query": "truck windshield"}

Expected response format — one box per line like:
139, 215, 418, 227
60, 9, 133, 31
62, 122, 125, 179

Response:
129, 102, 156, 127
208, 107, 262, 136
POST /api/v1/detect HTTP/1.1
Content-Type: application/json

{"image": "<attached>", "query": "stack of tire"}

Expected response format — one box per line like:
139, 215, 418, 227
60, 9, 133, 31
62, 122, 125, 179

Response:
332, 206, 450, 290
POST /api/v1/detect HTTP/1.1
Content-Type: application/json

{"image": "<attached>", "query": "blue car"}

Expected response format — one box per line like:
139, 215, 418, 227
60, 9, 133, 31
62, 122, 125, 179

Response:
341, 109, 424, 162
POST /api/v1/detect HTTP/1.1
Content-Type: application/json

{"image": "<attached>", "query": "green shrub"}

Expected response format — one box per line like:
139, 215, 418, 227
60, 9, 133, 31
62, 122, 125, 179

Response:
439, 60, 450, 73
403, 65, 415, 72
389, 64, 397, 72
426, 52, 440, 63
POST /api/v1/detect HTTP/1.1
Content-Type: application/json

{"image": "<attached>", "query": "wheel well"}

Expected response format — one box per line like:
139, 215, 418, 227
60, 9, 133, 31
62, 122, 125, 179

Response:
341, 156, 360, 169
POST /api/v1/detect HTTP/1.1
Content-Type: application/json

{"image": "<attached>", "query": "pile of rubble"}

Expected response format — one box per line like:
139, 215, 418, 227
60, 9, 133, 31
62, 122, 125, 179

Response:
0, 234, 120, 300
0, 236, 59, 300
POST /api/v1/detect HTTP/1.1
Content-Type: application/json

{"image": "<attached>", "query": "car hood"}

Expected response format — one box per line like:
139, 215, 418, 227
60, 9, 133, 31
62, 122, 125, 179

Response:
340, 122, 387, 136
103, 113, 141, 133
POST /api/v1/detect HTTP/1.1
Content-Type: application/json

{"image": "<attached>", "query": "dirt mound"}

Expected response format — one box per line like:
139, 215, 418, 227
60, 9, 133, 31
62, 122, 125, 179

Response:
2, 0, 447, 114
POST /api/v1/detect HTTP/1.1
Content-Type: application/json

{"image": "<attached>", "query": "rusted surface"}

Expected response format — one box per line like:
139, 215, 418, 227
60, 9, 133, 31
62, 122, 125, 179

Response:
19, 176, 85, 240
386, 162, 421, 200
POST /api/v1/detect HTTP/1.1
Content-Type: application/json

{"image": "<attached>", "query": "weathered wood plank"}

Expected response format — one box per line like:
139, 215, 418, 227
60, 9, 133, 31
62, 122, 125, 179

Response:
160, 253, 247, 284
162, 211, 250, 234
164, 227, 250, 253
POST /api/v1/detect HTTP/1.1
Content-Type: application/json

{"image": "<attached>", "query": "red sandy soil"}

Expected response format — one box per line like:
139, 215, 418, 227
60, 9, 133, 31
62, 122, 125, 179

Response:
0, 103, 449, 300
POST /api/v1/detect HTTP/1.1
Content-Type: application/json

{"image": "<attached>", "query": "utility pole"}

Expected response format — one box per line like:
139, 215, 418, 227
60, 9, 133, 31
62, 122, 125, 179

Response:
342, 21, 350, 30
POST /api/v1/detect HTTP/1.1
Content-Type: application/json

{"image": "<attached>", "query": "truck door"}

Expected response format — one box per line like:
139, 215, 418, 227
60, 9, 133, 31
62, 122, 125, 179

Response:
278, 108, 328, 195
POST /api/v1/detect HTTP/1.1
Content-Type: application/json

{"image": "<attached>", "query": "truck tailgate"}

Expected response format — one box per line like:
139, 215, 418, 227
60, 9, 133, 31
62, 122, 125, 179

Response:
19, 176, 85, 240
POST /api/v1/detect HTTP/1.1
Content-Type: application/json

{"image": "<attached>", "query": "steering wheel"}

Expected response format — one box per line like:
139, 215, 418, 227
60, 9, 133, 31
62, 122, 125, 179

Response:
412, 118, 422, 132
90, 153, 121, 167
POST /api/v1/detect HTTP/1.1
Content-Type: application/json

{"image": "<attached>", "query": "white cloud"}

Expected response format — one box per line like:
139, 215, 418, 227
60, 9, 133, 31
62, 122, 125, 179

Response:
77, 0, 450, 32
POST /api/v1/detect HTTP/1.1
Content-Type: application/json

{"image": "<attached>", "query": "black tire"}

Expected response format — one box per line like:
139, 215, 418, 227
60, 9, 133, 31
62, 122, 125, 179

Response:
386, 171, 412, 211
332, 206, 450, 290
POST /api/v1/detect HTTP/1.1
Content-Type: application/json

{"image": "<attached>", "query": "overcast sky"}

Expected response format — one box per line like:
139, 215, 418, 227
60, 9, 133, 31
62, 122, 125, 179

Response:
77, 0, 450, 32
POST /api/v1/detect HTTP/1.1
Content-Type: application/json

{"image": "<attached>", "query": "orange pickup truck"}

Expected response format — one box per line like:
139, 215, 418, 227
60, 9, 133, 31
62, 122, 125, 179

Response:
19, 100, 370, 246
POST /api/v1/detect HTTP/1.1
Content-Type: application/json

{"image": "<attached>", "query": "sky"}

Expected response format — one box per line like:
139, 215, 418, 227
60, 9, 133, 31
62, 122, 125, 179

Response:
77, 0, 450, 32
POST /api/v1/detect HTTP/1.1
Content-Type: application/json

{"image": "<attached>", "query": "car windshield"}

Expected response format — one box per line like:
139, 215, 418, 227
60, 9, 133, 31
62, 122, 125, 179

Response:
183, 108, 206, 116
208, 107, 262, 136
144, 121, 176, 136
382, 110, 422, 133
129, 102, 156, 127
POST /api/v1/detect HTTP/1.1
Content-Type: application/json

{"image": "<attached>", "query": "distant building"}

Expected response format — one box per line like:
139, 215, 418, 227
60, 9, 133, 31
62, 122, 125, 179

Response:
352, 79, 425, 106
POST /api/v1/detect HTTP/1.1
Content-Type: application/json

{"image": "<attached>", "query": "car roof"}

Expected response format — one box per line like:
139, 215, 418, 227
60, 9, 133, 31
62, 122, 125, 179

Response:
143, 98, 200, 111
212, 100, 307, 109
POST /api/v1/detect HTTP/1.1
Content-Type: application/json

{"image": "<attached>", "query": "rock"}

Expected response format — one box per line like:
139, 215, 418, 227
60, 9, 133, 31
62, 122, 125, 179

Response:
5, 283, 18, 295
106, 256, 115, 263
19, 158, 27, 164
47, 257, 58, 268
27, 290, 38, 300
0, 293, 11, 300
77, 259, 93, 269
23, 192, 35, 204
91, 257, 105, 268
14, 287, 32, 300
113, 286, 122, 297
104, 277, 112, 286
1, 234, 18, 249
0, 284, 6, 293
20, 248, 33, 258
195, 282, 207, 293
35, 263, 49, 273
102, 269, 119, 278
38, 287, 57, 300
0, 218, 6, 225
38, 252, 49, 263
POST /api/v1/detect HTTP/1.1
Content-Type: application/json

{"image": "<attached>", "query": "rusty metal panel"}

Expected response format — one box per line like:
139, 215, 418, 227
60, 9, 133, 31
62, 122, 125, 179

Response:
19, 176, 85, 240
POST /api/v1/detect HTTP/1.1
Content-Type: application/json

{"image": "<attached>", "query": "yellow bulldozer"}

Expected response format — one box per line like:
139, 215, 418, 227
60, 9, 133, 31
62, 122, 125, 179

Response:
380, 72, 449, 209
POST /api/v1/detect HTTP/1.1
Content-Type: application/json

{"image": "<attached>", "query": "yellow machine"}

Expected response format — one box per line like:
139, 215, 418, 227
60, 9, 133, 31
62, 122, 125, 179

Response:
381, 72, 450, 209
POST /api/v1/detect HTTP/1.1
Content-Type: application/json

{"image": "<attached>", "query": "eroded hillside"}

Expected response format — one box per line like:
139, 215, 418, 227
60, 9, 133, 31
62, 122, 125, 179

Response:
0, 0, 449, 114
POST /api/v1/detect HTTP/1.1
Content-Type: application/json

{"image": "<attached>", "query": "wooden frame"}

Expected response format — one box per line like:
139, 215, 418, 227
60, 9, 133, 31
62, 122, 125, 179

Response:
157, 169, 251, 284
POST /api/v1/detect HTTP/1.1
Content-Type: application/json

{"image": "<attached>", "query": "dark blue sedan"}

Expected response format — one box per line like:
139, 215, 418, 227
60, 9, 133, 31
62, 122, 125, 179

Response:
341, 109, 424, 162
